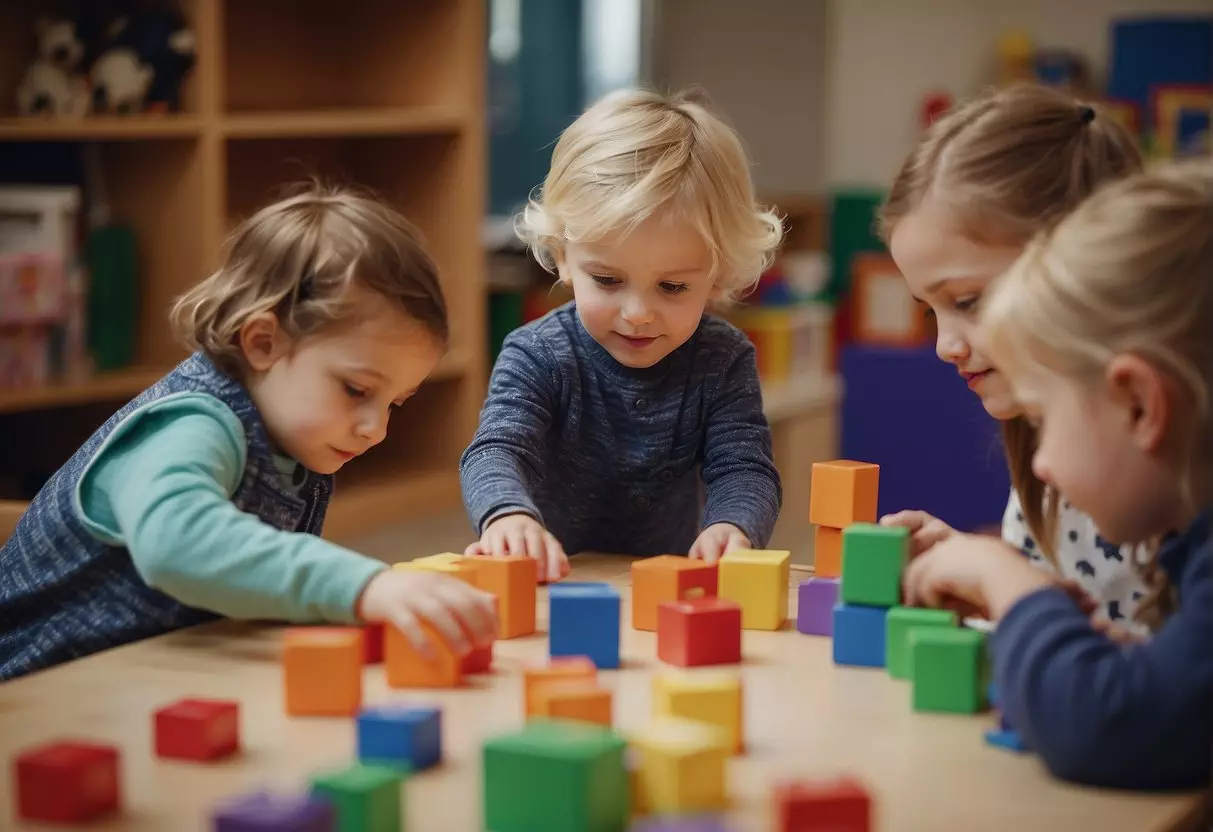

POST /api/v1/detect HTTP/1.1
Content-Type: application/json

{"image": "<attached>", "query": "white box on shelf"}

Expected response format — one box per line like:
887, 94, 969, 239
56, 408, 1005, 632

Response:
0, 186, 82, 259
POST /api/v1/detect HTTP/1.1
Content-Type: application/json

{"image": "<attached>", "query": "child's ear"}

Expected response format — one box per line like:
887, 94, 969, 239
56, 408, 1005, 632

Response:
1106, 354, 1169, 452
239, 312, 290, 372
552, 249, 572, 286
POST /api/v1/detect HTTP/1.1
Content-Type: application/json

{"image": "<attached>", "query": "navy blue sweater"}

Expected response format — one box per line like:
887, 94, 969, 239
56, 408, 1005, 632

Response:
994, 511, 1212, 789
459, 303, 781, 557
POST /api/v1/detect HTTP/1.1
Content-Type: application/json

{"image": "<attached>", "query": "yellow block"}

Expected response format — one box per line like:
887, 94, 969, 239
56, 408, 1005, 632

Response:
717, 548, 790, 630
652, 670, 743, 754
393, 554, 479, 587
629, 717, 730, 815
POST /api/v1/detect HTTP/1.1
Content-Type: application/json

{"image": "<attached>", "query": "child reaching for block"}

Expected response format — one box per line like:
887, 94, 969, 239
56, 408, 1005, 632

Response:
904, 160, 1212, 789
461, 88, 784, 580
0, 184, 497, 681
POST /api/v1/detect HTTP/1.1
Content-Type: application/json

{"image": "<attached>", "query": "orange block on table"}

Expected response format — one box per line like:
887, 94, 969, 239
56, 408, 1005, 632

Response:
809, 460, 880, 528
473, 555, 538, 639
631, 555, 719, 631
282, 628, 363, 716
814, 526, 843, 578
533, 680, 612, 727
774, 776, 872, 831
384, 620, 464, 688
523, 656, 597, 716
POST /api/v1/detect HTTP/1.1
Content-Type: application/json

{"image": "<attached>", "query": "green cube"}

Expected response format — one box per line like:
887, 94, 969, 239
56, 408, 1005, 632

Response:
310, 763, 404, 832
483, 718, 629, 832
840, 523, 908, 607
910, 628, 987, 714
885, 606, 957, 679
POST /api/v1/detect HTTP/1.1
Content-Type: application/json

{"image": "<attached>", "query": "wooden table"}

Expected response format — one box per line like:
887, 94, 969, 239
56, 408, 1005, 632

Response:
0, 555, 1206, 831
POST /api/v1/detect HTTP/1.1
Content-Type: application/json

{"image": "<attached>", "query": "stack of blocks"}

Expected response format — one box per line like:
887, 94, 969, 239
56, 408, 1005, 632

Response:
523, 656, 612, 726
833, 522, 911, 669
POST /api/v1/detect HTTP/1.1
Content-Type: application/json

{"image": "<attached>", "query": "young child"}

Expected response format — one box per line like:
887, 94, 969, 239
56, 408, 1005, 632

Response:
903, 159, 1212, 790
460, 88, 784, 580
0, 184, 497, 681
875, 83, 1153, 633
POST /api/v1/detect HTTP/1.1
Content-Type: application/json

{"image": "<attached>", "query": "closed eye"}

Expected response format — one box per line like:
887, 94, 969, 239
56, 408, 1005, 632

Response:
590, 273, 620, 287
954, 294, 981, 313
343, 382, 368, 399
659, 281, 689, 294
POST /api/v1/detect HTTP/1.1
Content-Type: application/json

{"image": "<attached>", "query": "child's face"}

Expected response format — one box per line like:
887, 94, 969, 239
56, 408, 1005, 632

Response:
557, 211, 715, 368
889, 200, 1024, 419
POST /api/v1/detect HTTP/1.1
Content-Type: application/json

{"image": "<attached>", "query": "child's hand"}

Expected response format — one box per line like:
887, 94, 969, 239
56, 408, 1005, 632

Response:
689, 523, 750, 564
903, 534, 1057, 620
465, 513, 570, 583
356, 569, 498, 657
1091, 616, 1147, 645
879, 509, 956, 557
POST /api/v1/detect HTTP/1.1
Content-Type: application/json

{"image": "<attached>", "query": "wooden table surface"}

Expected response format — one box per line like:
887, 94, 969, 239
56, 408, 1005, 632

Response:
0, 554, 1206, 831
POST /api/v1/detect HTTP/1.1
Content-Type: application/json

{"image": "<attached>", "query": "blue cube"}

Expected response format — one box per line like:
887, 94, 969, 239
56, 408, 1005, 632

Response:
356, 705, 441, 771
832, 603, 887, 667
548, 582, 621, 669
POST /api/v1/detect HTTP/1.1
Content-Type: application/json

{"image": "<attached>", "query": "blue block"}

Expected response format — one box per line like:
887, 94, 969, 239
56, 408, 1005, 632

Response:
549, 582, 621, 669
984, 728, 1029, 754
356, 705, 441, 771
1107, 17, 1213, 114
832, 603, 887, 667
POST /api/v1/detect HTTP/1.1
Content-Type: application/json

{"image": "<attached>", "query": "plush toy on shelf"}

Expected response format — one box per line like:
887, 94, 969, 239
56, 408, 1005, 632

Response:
90, 39, 153, 115
15, 16, 92, 118
100, 10, 197, 114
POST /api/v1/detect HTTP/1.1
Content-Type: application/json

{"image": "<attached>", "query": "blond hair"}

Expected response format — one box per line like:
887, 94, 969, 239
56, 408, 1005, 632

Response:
172, 181, 447, 376
516, 87, 783, 303
878, 83, 1144, 565
982, 158, 1213, 627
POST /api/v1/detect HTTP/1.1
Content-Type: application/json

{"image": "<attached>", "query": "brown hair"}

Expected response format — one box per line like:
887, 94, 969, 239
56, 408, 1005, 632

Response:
171, 181, 448, 377
877, 83, 1144, 565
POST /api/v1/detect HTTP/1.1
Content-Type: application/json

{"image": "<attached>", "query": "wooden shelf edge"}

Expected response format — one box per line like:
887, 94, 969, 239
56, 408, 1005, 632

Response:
0, 116, 203, 141
221, 107, 468, 139
323, 468, 462, 543
762, 372, 842, 423
0, 367, 168, 415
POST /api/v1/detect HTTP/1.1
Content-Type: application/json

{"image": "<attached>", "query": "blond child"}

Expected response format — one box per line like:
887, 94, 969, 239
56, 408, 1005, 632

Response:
903, 159, 1212, 789
875, 83, 1153, 633
0, 184, 497, 681
460, 88, 784, 580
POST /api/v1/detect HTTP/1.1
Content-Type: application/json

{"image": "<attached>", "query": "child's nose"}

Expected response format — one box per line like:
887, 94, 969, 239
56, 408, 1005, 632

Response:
621, 296, 653, 324
356, 411, 389, 445
934, 324, 969, 365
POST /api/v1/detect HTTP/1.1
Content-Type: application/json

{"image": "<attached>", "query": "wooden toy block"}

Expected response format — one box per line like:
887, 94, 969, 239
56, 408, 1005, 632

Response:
153, 697, 240, 761
630, 716, 731, 815
718, 548, 790, 630
384, 618, 463, 688
809, 460, 879, 528
482, 718, 629, 832
656, 597, 742, 667
463, 594, 497, 674
910, 628, 987, 713
631, 555, 719, 630
396, 556, 496, 673
774, 776, 871, 831
212, 791, 336, 831
362, 623, 385, 665
549, 581, 621, 669
410, 551, 466, 567
523, 656, 598, 716
14, 740, 121, 823
813, 525, 843, 578
840, 523, 908, 607
357, 705, 442, 771
884, 606, 956, 679
533, 680, 613, 727
652, 670, 744, 753
631, 817, 733, 831
832, 604, 887, 668
283, 628, 363, 716
309, 763, 404, 832
796, 577, 839, 636
473, 555, 538, 638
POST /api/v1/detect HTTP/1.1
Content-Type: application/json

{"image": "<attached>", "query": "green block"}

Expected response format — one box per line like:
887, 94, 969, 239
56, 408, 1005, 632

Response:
483, 718, 629, 832
840, 524, 908, 607
910, 628, 987, 714
310, 763, 404, 832
885, 606, 957, 679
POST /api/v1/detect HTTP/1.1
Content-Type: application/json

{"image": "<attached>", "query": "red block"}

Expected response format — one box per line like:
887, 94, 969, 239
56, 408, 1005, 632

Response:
774, 777, 872, 831
154, 698, 240, 761
656, 597, 742, 667
362, 623, 385, 664
14, 741, 121, 823
462, 593, 497, 673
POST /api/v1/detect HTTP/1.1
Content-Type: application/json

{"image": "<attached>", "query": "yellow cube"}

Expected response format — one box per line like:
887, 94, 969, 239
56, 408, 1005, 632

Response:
652, 670, 743, 754
393, 554, 479, 587
630, 717, 730, 815
717, 548, 790, 630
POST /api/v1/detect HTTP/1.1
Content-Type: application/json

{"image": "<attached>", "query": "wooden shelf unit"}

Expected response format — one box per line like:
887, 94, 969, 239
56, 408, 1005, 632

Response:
0, 0, 487, 539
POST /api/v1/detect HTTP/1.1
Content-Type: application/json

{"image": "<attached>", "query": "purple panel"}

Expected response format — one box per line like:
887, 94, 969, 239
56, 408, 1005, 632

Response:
630, 816, 732, 831
797, 578, 840, 636
212, 791, 335, 832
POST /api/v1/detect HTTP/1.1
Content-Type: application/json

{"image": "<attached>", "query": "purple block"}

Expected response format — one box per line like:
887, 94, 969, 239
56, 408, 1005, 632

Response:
630, 816, 732, 831
212, 791, 335, 831
797, 577, 840, 635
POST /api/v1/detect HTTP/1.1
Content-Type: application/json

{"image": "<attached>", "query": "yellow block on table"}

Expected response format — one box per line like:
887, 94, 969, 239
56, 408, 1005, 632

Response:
717, 548, 791, 630
629, 716, 730, 815
652, 670, 743, 753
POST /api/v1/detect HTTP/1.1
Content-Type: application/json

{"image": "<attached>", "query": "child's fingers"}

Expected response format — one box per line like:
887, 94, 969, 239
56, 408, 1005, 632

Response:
544, 539, 565, 584
386, 609, 435, 659
489, 531, 509, 559
880, 510, 930, 532
416, 597, 471, 655
452, 588, 498, 646
524, 528, 547, 581
725, 531, 749, 554
464, 540, 485, 557
505, 527, 527, 559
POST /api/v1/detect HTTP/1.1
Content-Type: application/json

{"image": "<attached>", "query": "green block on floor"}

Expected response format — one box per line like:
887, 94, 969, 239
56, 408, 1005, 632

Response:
483, 718, 629, 832
885, 606, 957, 679
310, 763, 405, 832
840, 523, 908, 607
910, 628, 987, 714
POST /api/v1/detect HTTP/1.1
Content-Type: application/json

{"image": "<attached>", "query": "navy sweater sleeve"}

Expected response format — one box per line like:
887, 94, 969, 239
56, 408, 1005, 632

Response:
993, 535, 1212, 789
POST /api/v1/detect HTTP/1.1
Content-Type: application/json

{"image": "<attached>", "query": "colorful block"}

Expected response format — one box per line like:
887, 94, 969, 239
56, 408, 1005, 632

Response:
396, 555, 495, 672
832, 604, 887, 668
533, 680, 613, 727
840, 524, 907, 607
773, 776, 871, 831
362, 623, 385, 665
813, 525, 843, 578
483, 719, 629, 832
910, 628, 987, 714
523, 656, 598, 716
309, 763, 404, 832
549, 582, 621, 669
809, 460, 879, 528
153, 697, 240, 761
384, 619, 463, 688
631, 555, 718, 630
212, 791, 336, 832
717, 548, 790, 630
283, 628, 363, 716
652, 670, 744, 753
357, 705, 441, 771
656, 597, 742, 667
631, 816, 733, 831
14, 741, 121, 823
984, 728, 1029, 753
473, 555, 538, 638
630, 717, 730, 815
796, 577, 839, 636
884, 606, 956, 679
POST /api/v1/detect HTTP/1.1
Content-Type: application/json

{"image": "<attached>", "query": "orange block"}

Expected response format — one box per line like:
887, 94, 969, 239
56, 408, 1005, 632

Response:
474, 555, 538, 639
814, 526, 843, 578
533, 680, 613, 727
282, 628, 363, 716
631, 556, 719, 631
397, 555, 497, 671
523, 656, 597, 716
809, 460, 880, 528
384, 620, 463, 688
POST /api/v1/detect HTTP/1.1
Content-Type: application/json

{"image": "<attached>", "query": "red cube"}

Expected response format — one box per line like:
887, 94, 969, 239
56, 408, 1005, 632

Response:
362, 623, 385, 664
154, 698, 240, 761
656, 597, 742, 666
14, 741, 121, 823
774, 777, 871, 831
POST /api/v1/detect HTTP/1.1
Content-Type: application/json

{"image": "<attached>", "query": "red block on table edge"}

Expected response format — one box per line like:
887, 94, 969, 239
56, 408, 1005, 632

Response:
656, 597, 742, 667
14, 740, 121, 823
154, 698, 240, 761
774, 776, 871, 831
362, 623, 385, 664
